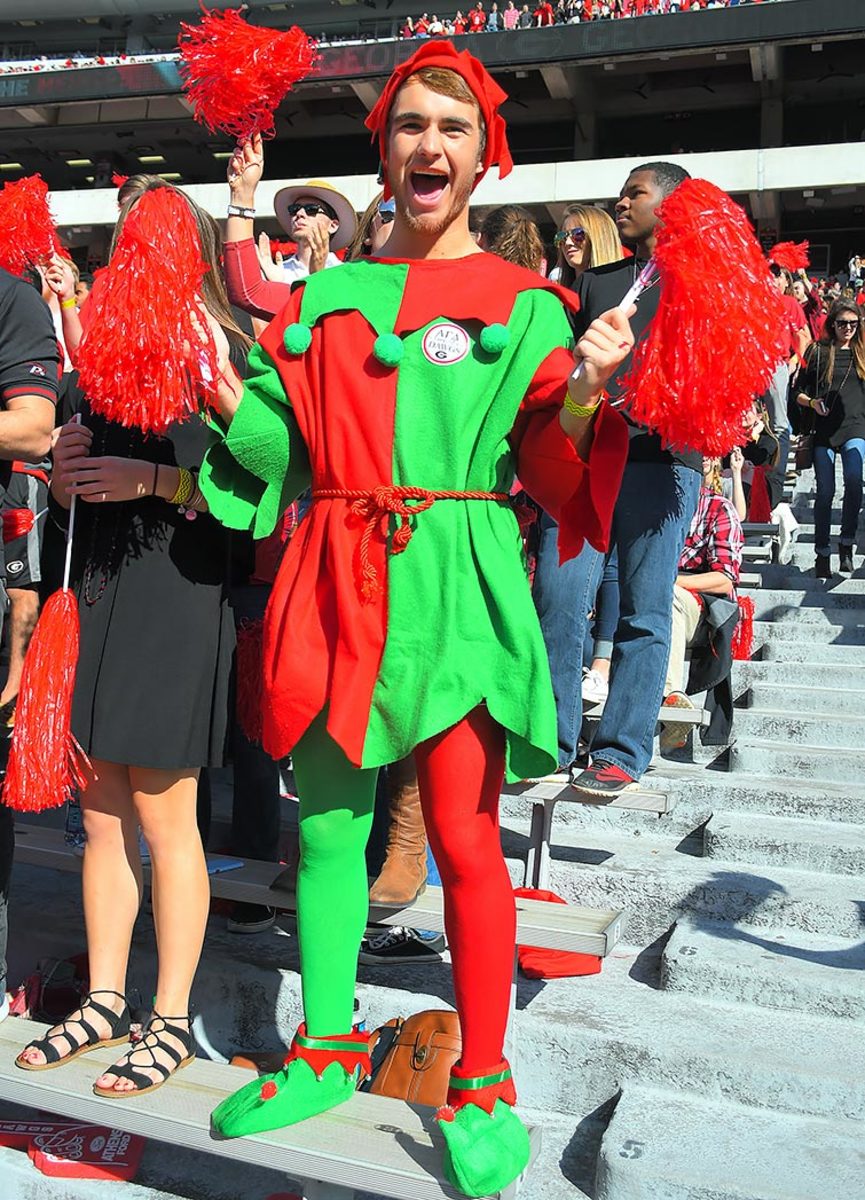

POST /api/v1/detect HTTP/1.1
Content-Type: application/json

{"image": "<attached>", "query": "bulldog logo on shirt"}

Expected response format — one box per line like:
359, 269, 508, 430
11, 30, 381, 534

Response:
421, 323, 470, 366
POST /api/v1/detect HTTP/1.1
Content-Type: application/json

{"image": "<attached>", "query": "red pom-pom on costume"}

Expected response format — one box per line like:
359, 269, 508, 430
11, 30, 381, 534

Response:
235, 619, 264, 744
769, 240, 810, 273
1, 508, 34, 543
2, 590, 88, 813
75, 187, 218, 436
178, 6, 318, 140
0, 174, 61, 277
731, 593, 755, 661
623, 179, 788, 456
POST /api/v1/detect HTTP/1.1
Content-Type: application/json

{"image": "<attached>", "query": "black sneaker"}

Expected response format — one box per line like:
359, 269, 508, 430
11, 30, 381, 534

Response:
569, 761, 639, 799
815, 553, 832, 579
358, 926, 446, 965
227, 903, 277, 934
838, 544, 854, 573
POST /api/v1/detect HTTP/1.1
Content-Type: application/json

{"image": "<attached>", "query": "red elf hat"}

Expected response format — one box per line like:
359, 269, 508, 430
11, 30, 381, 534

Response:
365, 40, 513, 199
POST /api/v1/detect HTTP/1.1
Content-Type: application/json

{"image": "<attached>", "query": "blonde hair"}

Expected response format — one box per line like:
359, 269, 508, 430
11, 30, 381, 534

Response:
480, 206, 543, 273
705, 458, 723, 495
345, 190, 384, 262
557, 203, 624, 288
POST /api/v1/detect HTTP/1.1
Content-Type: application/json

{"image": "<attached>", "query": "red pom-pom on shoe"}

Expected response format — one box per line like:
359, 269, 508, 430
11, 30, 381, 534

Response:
260, 1080, 279, 1101
435, 1105, 456, 1123
178, 6, 318, 140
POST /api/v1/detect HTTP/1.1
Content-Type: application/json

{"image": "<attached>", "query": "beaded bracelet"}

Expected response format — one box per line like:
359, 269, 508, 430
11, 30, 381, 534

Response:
169, 467, 194, 507
562, 394, 602, 419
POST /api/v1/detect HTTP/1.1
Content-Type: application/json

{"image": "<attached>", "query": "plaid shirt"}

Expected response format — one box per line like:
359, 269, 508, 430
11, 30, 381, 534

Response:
678, 488, 743, 587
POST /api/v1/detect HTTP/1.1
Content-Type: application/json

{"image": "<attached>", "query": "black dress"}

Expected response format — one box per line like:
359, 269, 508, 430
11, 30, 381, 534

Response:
57, 377, 235, 771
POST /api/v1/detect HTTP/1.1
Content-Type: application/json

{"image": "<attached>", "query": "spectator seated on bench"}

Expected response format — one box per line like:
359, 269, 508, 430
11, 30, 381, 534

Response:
660, 456, 743, 752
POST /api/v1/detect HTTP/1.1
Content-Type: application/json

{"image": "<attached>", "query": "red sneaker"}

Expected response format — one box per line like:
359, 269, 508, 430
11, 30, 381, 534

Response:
569, 761, 639, 799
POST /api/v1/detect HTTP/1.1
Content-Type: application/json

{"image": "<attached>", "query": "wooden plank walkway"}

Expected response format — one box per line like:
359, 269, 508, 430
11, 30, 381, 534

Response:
0, 1017, 539, 1200
13, 825, 623, 956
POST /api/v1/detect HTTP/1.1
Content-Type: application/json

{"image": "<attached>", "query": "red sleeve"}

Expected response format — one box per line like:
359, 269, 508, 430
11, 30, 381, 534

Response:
510, 346, 628, 563
224, 238, 294, 322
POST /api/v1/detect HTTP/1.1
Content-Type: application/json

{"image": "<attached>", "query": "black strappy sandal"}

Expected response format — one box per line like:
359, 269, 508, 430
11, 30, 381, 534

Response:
93, 1012, 195, 1098
15, 990, 130, 1072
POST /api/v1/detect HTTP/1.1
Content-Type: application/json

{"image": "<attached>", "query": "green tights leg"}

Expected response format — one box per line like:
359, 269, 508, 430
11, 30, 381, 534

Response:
212, 711, 377, 1137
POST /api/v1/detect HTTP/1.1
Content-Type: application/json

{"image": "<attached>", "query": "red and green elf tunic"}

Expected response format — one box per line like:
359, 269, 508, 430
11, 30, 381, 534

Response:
201, 252, 627, 781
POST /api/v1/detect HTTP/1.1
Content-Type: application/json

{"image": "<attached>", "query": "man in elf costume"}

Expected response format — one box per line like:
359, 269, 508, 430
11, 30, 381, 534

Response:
201, 39, 632, 1198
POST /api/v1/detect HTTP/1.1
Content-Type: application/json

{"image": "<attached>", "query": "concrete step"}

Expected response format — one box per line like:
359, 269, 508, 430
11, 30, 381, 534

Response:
733, 659, 865, 690
750, 587, 865, 618
503, 764, 865, 835
742, 681, 865, 716
730, 706, 865, 748
760, 638, 865, 663
497, 820, 865, 945
752, 618, 865, 648
704, 810, 865, 876
661, 916, 865, 1021
595, 1084, 865, 1200
728, 737, 865, 785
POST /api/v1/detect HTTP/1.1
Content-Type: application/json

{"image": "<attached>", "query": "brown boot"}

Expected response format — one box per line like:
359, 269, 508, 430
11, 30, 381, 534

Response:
369, 755, 428, 907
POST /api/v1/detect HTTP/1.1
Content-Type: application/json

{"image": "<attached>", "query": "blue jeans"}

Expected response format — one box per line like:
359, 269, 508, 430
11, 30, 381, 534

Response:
592, 549, 620, 661
532, 509, 603, 769
589, 462, 701, 780
813, 440, 865, 557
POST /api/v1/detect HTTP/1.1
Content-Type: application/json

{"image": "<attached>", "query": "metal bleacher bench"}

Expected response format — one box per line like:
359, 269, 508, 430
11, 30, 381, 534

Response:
0, 1018, 539, 1200
13, 824, 623, 959
6, 824, 621, 1196
741, 522, 779, 564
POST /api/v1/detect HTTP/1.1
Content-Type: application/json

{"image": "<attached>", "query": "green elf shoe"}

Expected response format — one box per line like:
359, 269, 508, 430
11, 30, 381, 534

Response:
212, 1024, 372, 1139
435, 1059, 531, 1198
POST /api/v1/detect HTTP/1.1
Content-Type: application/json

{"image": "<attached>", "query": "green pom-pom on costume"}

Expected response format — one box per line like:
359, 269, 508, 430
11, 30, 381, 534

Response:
283, 323, 313, 355
372, 332, 404, 367
479, 323, 510, 355
438, 1100, 531, 1198
211, 1058, 359, 1139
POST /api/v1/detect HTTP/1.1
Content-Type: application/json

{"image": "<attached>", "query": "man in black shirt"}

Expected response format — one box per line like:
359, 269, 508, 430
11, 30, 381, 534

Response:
570, 162, 703, 797
0, 266, 60, 1021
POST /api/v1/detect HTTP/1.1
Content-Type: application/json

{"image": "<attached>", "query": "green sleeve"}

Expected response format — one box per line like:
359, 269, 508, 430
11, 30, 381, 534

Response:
200, 342, 311, 537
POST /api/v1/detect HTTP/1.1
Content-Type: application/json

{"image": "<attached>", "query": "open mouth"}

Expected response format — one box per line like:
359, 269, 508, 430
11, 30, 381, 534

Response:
409, 170, 449, 209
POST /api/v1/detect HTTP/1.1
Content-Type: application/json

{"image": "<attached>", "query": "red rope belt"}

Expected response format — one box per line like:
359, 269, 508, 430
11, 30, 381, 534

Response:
313, 485, 509, 601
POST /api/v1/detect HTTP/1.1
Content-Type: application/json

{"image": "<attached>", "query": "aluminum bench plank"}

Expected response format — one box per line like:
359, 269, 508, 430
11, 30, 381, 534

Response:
0, 1018, 538, 1200
13, 825, 623, 956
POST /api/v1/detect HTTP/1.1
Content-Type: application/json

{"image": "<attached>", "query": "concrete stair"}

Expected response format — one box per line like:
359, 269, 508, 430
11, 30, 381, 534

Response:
595, 1084, 865, 1200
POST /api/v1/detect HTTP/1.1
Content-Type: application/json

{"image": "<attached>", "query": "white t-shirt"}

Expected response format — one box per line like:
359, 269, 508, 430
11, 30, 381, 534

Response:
282, 252, 342, 281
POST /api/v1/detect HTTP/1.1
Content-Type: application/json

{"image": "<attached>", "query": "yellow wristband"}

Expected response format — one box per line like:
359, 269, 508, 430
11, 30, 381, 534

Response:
60, 297, 77, 309
169, 467, 194, 506
563, 394, 602, 419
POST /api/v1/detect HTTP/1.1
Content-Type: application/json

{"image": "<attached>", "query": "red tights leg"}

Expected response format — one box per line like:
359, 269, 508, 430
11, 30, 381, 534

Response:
414, 706, 514, 1073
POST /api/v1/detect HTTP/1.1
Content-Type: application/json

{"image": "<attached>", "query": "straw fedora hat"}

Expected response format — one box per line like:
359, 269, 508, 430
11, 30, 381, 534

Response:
273, 180, 358, 251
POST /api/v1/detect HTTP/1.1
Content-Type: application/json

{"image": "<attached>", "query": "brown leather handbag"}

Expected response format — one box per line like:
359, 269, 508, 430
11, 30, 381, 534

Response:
365, 1010, 461, 1107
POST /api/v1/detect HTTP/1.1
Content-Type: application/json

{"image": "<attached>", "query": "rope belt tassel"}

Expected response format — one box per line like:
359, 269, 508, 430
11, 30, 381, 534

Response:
313, 484, 509, 601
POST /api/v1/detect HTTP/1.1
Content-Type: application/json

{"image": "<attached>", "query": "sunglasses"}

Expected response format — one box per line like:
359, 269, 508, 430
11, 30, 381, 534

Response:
286, 201, 336, 220
835, 318, 860, 328
554, 227, 587, 247
378, 208, 395, 224
769, 262, 783, 277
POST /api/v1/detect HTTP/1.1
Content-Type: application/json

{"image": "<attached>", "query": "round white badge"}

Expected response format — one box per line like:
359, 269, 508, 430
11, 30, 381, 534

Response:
421, 323, 470, 366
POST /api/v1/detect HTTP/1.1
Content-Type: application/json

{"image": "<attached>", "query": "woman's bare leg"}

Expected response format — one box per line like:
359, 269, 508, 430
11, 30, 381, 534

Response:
18, 758, 139, 1065
95, 767, 206, 1092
